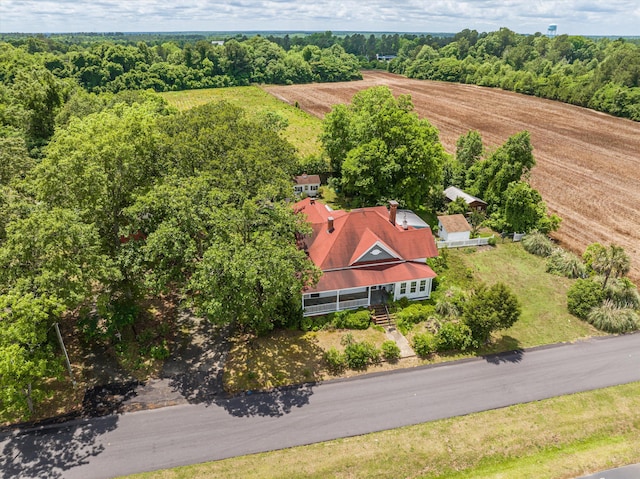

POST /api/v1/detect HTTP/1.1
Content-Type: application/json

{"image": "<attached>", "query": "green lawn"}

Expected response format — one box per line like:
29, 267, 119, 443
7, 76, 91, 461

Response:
120, 381, 640, 479
160, 86, 323, 157
449, 242, 601, 351
227, 242, 602, 392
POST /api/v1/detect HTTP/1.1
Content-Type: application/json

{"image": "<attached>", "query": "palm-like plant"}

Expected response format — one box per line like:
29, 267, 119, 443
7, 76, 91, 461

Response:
592, 244, 631, 289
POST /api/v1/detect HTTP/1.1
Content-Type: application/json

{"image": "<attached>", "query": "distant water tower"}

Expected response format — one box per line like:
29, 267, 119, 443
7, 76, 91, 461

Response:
547, 24, 558, 37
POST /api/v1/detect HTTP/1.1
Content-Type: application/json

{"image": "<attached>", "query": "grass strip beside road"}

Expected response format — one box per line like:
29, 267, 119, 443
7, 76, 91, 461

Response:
121, 381, 640, 479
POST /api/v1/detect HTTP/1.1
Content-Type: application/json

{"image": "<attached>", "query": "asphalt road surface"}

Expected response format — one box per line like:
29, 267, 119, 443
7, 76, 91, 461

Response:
2, 333, 640, 479
577, 464, 640, 479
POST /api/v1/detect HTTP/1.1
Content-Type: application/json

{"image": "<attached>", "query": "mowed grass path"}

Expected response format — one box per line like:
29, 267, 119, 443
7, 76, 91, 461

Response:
453, 243, 601, 350
160, 87, 323, 157
121, 381, 640, 479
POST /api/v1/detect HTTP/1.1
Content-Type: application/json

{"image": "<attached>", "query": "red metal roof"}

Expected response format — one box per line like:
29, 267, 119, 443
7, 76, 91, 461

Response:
294, 197, 346, 225
294, 198, 439, 289
295, 202, 438, 270
305, 262, 436, 293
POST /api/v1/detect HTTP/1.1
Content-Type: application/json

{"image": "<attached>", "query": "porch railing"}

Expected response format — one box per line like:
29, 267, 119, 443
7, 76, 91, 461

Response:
303, 298, 370, 316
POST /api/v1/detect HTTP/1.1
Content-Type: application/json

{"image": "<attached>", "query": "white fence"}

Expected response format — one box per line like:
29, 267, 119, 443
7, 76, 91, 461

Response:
437, 236, 494, 249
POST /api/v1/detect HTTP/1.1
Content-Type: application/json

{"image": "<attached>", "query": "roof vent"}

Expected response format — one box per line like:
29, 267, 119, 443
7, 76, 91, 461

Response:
402, 212, 408, 230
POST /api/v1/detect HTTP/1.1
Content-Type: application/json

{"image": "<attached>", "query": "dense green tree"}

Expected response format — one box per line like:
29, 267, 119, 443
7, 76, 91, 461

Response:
456, 130, 484, 170
503, 181, 560, 233
11, 66, 65, 146
0, 207, 118, 307
463, 282, 521, 345
321, 86, 446, 209
0, 292, 64, 419
32, 103, 162, 253
0, 136, 34, 185
466, 131, 536, 210
447, 197, 469, 215
122, 102, 319, 333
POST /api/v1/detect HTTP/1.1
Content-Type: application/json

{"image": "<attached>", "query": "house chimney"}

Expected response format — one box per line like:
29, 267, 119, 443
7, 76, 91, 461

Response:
327, 216, 334, 233
389, 200, 399, 225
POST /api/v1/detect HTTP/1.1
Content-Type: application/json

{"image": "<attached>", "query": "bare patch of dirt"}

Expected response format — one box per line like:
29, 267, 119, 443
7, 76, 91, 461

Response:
264, 71, 640, 282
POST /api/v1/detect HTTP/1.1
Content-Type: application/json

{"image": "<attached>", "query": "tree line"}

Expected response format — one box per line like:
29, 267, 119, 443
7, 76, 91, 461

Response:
388, 28, 640, 121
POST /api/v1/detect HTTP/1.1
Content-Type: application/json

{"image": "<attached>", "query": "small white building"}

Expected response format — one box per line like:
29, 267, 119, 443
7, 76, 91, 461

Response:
294, 173, 321, 197
437, 214, 471, 242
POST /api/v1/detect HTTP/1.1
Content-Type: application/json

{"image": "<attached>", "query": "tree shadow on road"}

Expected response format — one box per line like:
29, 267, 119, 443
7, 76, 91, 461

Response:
0, 415, 118, 479
212, 383, 315, 417
163, 313, 230, 406
483, 348, 525, 365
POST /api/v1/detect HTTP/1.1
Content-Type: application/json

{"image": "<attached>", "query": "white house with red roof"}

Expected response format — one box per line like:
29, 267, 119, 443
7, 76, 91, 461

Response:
294, 198, 439, 317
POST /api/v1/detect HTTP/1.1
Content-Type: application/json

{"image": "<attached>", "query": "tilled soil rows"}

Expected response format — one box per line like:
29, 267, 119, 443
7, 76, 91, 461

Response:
264, 71, 640, 282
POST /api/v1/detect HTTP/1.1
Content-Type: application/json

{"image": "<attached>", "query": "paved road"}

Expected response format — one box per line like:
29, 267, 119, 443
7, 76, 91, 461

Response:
2, 333, 640, 479
577, 464, 640, 479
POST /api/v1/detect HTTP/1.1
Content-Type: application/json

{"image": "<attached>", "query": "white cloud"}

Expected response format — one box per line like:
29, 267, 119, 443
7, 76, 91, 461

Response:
1, 0, 638, 34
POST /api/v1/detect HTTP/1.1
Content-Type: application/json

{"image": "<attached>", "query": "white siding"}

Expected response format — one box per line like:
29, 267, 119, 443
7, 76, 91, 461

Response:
393, 278, 432, 301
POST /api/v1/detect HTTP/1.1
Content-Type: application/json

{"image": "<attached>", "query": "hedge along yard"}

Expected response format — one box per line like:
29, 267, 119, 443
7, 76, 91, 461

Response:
263, 70, 640, 283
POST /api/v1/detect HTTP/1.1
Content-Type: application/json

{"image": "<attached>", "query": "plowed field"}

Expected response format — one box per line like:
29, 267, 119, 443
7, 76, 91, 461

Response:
264, 71, 640, 282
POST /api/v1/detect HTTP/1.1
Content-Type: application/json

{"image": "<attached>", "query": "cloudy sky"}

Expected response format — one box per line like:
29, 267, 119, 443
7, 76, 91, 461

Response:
1, 1, 639, 36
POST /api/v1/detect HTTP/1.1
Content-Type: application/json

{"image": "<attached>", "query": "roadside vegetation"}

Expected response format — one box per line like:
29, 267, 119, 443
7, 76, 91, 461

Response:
521, 232, 639, 334
120, 381, 640, 479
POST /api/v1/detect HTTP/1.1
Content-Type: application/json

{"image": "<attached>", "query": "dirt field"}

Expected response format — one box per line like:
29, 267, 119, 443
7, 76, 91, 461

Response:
264, 71, 640, 282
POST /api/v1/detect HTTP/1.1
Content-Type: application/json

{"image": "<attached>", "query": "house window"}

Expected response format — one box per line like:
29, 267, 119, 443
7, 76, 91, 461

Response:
400, 282, 406, 294
305, 185, 309, 191
410, 281, 417, 293
310, 293, 320, 298
419, 280, 427, 292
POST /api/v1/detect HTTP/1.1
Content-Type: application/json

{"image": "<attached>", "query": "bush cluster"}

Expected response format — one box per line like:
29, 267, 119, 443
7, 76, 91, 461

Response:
586, 300, 640, 333
436, 321, 473, 352
546, 249, 587, 279
395, 303, 436, 333
333, 309, 372, 330
324, 347, 347, 373
381, 340, 401, 362
324, 334, 383, 372
300, 314, 334, 332
344, 340, 381, 369
567, 275, 640, 334
606, 278, 640, 309
522, 231, 554, 257
567, 279, 605, 319
301, 308, 371, 332
413, 332, 438, 357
